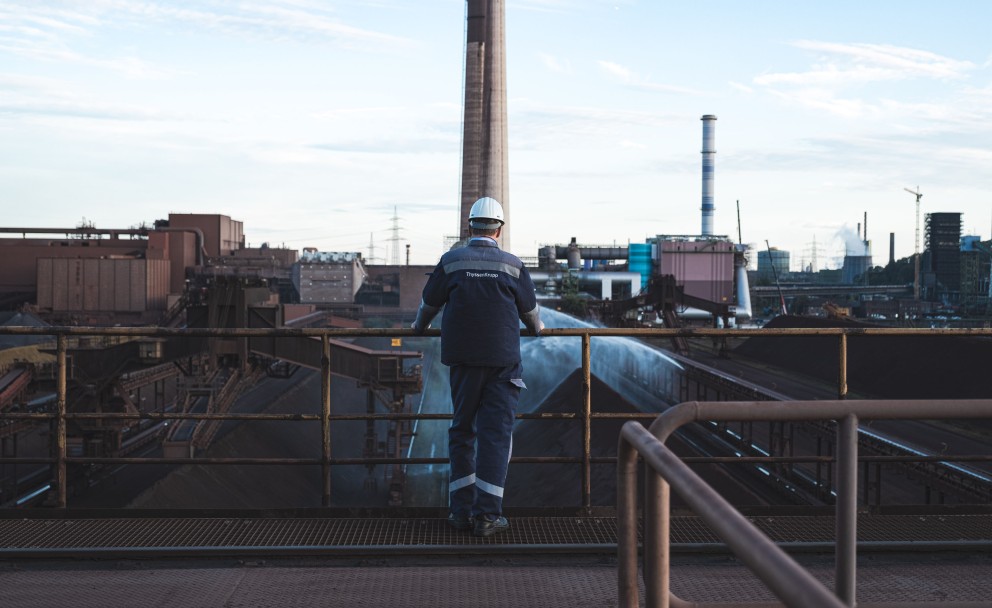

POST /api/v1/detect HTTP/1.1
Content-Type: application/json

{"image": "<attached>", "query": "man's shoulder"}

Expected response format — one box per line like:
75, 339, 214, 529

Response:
439, 242, 528, 276
499, 250, 525, 268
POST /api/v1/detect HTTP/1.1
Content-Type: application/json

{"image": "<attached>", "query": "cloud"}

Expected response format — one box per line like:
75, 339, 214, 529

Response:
764, 88, 876, 119
0, 41, 179, 78
538, 52, 571, 74
508, 0, 575, 14
515, 100, 682, 131
751, 40, 985, 125
509, 0, 636, 13
0, 5, 100, 39
755, 40, 975, 88
311, 136, 456, 155
0, 98, 165, 121
729, 81, 754, 94
0, 72, 174, 120
793, 40, 974, 80
207, 1, 414, 48
598, 60, 632, 81
597, 60, 704, 95
619, 140, 646, 149
0, 0, 415, 79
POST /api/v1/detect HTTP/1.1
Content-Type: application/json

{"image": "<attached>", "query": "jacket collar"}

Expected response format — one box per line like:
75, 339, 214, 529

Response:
468, 237, 499, 248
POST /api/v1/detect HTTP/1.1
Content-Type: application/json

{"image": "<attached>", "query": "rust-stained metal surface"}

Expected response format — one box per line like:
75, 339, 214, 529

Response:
36, 258, 170, 313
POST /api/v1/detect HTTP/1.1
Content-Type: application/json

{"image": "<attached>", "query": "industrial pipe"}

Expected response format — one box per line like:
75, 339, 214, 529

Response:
0, 227, 146, 239
155, 227, 207, 266
551, 245, 630, 260
529, 270, 642, 300
0, 225, 207, 266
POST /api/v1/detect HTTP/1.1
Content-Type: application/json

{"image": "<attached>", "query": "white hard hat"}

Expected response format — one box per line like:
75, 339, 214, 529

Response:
468, 197, 505, 229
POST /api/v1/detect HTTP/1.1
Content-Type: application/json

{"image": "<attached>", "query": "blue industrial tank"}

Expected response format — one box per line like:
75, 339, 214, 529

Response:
628, 243, 652, 294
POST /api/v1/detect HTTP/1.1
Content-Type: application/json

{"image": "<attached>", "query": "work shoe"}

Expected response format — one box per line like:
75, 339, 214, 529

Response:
473, 514, 509, 537
447, 512, 473, 531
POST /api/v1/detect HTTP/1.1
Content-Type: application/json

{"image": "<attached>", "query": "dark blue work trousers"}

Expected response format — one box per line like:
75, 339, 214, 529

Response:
448, 363, 523, 518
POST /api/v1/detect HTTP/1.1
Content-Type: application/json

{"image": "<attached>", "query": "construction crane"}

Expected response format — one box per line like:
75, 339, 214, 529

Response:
904, 186, 923, 300
765, 240, 788, 316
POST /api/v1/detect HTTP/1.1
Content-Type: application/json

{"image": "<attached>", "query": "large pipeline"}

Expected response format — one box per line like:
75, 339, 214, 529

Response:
530, 270, 642, 300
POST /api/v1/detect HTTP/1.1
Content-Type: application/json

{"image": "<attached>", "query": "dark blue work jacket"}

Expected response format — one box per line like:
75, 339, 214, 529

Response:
415, 238, 540, 367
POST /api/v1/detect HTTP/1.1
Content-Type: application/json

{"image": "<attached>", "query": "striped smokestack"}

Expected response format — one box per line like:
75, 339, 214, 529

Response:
701, 115, 717, 236
459, 0, 510, 249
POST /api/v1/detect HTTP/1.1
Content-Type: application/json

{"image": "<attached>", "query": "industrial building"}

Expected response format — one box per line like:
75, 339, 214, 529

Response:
292, 251, 367, 306
924, 212, 962, 302
521, 115, 751, 328
959, 236, 992, 309
0, 220, 195, 323
757, 248, 790, 279
0, 110, 756, 332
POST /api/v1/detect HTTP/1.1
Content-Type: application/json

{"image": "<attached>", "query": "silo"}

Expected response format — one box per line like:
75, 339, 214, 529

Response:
627, 243, 652, 294
842, 255, 872, 284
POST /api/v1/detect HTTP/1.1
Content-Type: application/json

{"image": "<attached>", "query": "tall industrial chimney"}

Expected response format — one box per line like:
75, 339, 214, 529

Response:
889, 232, 895, 265
700, 115, 717, 236
459, 0, 510, 250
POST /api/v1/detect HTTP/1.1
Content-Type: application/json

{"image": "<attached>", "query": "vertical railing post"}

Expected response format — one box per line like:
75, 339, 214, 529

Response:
644, 468, 670, 607
321, 334, 332, 507
838, 333, 848, 399
815, 436, 823, 499
582, 332, 592, 510
836, 413, 858, 605
55, 333, 67, 508
617, 432, 639, 608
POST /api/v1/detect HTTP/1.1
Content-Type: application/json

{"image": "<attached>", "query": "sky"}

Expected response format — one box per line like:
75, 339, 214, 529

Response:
2, 1, 991, 270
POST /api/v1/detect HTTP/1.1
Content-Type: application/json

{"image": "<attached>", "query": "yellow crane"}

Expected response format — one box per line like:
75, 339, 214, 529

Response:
904, 186, 923, 300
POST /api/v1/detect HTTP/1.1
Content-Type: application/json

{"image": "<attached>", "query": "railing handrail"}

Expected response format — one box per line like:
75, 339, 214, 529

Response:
5, 325, 992, 338
3, 323, 992, 513
619, 421, 846, 608
617, 398, 992, 608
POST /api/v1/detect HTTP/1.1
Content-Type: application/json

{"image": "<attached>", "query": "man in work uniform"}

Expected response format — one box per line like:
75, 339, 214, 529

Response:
412, 197, 543, 537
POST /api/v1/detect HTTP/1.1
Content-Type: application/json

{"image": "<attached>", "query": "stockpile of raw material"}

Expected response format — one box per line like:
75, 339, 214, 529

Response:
505, 369, 764, 507
130, 370, 387, 509
505, 370, 638, 507
734, 315, 992, 398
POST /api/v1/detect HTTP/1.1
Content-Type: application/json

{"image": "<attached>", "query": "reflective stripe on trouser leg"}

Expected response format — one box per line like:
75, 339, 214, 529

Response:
448, 365, 483, 515
473, 365, 521, 517
449, 473, 476, 493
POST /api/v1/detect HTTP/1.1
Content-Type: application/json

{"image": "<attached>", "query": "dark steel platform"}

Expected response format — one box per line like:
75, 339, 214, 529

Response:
2, 512, 989, 557
4, 512, 990, 606
2, 552, 991, 607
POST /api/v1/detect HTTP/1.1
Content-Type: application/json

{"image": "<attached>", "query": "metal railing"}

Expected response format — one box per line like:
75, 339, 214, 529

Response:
1, 325, 992, 510
617, 399, 992, 608
0, 325, 653, 508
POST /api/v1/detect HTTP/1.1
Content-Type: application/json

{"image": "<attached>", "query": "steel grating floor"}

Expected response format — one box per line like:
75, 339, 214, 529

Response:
1, 513, 990, 555
2, 554, 992, 607
2, 513, 991, 606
